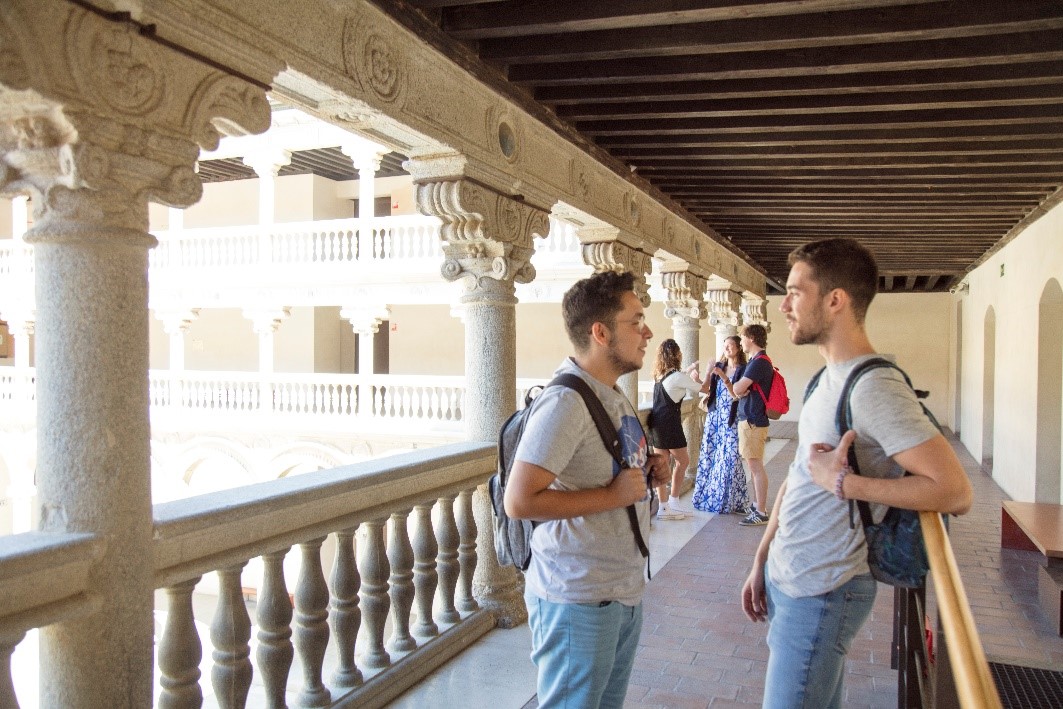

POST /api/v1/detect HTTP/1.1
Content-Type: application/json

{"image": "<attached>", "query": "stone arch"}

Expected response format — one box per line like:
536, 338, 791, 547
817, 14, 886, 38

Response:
982, 306, 996, 471
169, 438, 256, 496
1036, 279, 1063, 503
267, 442, 351, 479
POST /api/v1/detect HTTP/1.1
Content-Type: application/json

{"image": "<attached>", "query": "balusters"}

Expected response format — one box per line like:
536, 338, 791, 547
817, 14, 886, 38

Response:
329, 528, 362, 689
211, 564, 253, 709
434, 495, 460, 624
358, 519, 391, 669
0, 630, 26, 709
456, 489, 479, 612
294, 538, 331, 707
387, 510, 416, 653
159, 578, 203, 709
412, 503, 440, 638
257, 550, 294, 709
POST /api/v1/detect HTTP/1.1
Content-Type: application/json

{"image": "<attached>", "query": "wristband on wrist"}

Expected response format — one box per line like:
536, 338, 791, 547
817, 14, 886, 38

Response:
833, 464, 850, 501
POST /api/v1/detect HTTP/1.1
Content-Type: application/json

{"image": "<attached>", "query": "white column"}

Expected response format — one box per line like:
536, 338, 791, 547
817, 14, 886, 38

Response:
243, 147, 292, 263
341, 305, 389, 375
11, 195, 28, 240
245, 307, 291, 374
341, 141, 387, 259
156, 309, 200, 371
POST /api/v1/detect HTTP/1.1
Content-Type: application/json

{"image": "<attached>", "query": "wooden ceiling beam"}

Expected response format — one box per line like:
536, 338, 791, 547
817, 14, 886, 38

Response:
479, 2, 1063, 63
435, 0, 929, 39
508, 30, 1063, 85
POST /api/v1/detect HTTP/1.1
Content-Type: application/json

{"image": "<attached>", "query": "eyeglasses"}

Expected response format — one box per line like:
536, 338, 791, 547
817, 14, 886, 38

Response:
612, 314, 647, 330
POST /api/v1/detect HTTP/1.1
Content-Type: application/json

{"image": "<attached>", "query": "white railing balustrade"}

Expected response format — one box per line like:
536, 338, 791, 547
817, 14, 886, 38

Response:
3, 443, 497, 708
0, 242, 33, 282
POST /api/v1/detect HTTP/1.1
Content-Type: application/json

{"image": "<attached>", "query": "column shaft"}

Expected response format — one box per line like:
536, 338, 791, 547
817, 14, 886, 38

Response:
34, 235, 155, 707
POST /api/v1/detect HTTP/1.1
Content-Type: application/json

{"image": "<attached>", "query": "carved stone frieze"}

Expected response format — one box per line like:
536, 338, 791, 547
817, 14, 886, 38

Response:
662, 270, 708, 322
0, 0, 269, 239
581, 241, 653, 306
415, 178, 549, 295
707, 287, 744, 328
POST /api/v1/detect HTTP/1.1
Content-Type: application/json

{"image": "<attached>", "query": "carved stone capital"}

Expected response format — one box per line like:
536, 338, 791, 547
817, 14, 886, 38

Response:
415, 178, 550, 292
706, 287, 744, 328
662, 270, 708, 322
581, 241, 653, 307
742, 295, 771, 331
244, 307, 291, 335
155, 308, 200, 336
341, 304, 391, 335
0, 0, 270, 239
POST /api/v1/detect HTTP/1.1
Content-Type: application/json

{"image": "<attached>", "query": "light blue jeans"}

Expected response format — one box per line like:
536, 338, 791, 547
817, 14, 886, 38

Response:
525, 593, 643, 709
763, 564, 877, 709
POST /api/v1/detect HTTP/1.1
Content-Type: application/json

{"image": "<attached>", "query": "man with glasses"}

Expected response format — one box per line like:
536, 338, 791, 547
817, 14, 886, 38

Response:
505, 270, 668, 708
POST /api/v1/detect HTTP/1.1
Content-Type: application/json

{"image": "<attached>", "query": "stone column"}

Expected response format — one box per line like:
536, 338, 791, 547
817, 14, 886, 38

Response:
243, 147, 291, 263
580, 240, 654, 407
341, 142, 387, 258
415, 175, 549, 627
341, 304, 389, 375
707, 284, 744, 359
156, 309, 200, 371
0, 6, 270, 704
245, 307, 291, 374
662, 268, 709, 489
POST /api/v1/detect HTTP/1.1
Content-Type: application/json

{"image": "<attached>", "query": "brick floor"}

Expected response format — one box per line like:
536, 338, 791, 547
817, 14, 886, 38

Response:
629, 432, 1063, 708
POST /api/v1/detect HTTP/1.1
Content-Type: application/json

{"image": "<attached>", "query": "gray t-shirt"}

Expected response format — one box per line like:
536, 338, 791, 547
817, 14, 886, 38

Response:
767, 355, 940, 598
514, 358, 652, 606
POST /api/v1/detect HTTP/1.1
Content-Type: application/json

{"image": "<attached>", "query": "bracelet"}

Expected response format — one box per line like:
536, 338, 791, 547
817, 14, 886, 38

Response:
833, 465, 850, 501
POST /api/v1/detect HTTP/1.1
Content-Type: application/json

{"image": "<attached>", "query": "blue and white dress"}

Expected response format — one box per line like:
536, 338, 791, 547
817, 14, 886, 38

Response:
692, 374, 749, 513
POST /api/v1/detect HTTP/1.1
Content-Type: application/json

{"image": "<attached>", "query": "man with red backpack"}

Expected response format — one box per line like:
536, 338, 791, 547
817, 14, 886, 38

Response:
716, 323, 774, 526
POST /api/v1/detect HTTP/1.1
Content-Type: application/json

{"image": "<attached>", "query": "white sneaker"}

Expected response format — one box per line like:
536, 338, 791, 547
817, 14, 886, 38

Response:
668, 497, 693, 515
656, 506, 685, 521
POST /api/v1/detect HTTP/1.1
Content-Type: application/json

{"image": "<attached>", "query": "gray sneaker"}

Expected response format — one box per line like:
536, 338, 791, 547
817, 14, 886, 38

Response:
739, 509, 769, 526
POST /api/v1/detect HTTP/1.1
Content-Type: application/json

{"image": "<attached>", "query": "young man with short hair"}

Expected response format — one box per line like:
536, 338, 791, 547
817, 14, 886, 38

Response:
725, 323, 773, 525
741, 238, 972, 708
505, 270, 669, 708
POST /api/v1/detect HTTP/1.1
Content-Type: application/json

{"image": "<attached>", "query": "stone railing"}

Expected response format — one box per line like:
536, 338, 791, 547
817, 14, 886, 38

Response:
1, 442, 497, 708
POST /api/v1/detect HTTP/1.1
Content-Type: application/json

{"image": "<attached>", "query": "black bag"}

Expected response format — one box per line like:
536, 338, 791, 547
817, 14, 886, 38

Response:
488, 373, 651, 573
805, 358, 938, 588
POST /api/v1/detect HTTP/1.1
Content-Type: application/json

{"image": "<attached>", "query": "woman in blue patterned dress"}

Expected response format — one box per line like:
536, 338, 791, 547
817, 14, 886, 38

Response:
693, 335, 749, 514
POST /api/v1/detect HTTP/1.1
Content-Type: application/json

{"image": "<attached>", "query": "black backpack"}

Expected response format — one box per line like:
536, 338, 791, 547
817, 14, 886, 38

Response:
489, 372, 651, 573
805, 357, 939, 588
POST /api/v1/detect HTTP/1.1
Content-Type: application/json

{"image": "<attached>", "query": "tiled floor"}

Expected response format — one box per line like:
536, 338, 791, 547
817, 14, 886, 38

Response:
390, 431, 1063, 708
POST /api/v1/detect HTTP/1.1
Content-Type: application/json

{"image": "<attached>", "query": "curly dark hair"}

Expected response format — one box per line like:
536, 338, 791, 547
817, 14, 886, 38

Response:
652, 339, 682, 381
562, 270, 636, 352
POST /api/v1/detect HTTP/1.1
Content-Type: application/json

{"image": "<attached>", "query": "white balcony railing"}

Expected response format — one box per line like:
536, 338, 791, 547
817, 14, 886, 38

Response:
1, 369, 651, 427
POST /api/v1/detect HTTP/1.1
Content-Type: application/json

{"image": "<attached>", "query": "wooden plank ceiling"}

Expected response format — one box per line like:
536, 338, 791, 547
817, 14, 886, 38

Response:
383, 0, 1063, 293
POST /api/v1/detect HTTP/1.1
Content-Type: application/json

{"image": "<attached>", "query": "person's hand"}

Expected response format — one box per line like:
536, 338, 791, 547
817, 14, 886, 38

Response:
741, 561, 768, 622
610, 467, 648, 506
808, 430, 856, 492
712, 365, 726, 379
646, 451, 670, 486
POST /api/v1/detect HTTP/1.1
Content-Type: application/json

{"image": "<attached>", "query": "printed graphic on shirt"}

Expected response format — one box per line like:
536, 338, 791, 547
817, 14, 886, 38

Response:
617, 415, 651, 501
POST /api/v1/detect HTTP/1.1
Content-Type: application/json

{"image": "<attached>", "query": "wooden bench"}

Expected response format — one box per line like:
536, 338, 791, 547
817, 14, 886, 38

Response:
1000, 501, 1063, 635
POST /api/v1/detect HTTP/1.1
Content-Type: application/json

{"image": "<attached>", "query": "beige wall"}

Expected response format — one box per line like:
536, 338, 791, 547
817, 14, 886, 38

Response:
957, 202, 1063, 502
0, 198, 13, 239
387, 304, 464, 375
335, 175, 418, 216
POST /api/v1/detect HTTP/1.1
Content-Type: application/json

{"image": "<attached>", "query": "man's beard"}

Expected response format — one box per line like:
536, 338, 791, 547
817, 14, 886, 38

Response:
789, 309, 829, 346
606, 342, 641, 375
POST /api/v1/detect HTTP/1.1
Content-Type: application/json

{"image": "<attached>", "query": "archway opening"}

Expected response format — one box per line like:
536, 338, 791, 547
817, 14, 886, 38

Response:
982, 306, 996, 471
1036, 280, 1063, 503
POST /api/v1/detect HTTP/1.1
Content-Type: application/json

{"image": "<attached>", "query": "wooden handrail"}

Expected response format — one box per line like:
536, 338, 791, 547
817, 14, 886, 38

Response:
920, 511, 1003, 709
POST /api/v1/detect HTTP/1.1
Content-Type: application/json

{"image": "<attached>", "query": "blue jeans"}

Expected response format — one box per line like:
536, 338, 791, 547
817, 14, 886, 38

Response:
525, 593, 643, 709
763, 564, 877, 709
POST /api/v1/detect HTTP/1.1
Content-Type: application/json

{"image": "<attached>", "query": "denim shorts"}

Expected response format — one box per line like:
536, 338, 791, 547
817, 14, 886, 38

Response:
763, 564, 877, 709
525, 592, 643, 709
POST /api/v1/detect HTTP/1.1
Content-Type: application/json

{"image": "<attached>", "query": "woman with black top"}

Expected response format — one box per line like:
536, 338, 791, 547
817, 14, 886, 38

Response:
649, 339, 709, 520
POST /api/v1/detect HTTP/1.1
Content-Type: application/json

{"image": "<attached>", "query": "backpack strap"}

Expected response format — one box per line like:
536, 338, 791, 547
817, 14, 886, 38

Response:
804, 366, 826, 402
749, 352, 773, 407
549, 373, 651, 566
835, 357, 911, 530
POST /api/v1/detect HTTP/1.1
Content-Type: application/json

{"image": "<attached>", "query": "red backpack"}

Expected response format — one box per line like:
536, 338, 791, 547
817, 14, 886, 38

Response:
751, 354, 790, 420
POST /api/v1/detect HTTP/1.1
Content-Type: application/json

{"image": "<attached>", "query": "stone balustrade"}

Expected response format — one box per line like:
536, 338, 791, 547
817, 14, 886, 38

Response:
2, 442, 496, 708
